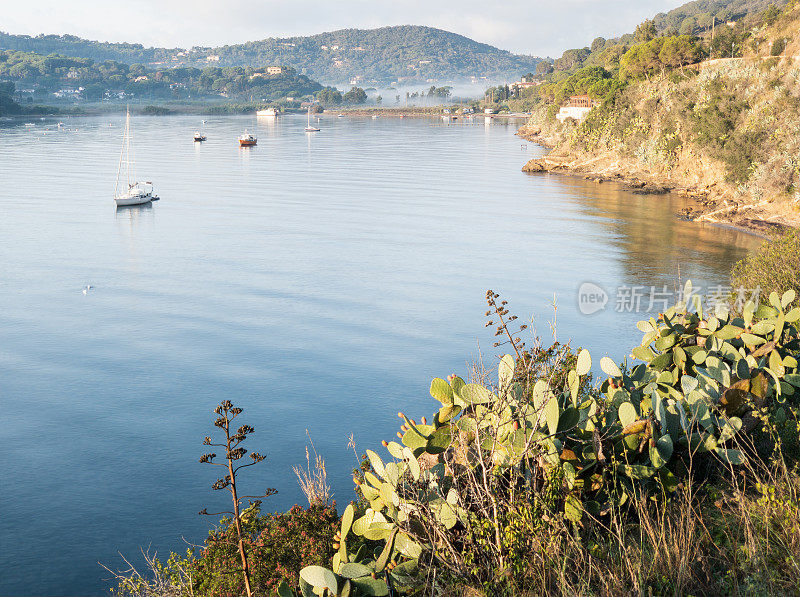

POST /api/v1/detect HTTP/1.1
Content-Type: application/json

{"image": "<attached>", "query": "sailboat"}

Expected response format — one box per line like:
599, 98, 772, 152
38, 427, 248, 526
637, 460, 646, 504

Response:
115, 107, 158, 206
304, 107, 320, 132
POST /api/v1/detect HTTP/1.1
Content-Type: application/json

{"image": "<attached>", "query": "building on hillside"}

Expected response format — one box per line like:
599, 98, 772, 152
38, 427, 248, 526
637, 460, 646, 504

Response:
206, 55, 220, 62
250, 67, 285, 80
512, 78, 541, 92
555, 95, 598, 123
54, 88, 81, 98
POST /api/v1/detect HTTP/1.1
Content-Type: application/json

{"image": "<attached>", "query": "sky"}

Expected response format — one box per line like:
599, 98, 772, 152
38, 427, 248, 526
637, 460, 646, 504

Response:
2, 0, 689, 57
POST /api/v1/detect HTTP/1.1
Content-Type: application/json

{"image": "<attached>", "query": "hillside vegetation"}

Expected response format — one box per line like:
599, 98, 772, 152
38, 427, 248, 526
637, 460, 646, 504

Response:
529, 0, 789, 75
0, 26, 542, 86
517, 0, 800, 231
0, 49, 322, 104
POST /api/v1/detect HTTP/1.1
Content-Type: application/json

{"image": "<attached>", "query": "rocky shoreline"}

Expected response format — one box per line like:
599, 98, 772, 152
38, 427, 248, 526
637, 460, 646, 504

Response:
516, 125, 798, 236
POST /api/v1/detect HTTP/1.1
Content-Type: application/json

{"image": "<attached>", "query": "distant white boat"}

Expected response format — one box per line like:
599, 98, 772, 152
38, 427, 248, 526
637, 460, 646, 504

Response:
304, 107, 320, 132
256, 108, 278, 117
114, 107, 158, 206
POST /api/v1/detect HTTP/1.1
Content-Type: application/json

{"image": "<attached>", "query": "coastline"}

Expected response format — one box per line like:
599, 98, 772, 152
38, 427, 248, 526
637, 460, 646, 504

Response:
515, 124, 799, 236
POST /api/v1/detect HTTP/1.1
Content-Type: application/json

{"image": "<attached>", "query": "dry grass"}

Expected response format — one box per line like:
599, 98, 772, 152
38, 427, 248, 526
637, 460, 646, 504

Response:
293, 432, 331, 507
451, 457, 800, 597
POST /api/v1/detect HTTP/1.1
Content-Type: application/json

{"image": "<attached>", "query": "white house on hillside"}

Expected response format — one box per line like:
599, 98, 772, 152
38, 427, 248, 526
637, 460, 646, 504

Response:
555, 95, 598, 123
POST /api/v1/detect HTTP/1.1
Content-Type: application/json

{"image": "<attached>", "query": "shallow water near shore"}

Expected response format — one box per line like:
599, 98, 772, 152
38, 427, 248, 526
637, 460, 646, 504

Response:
0, 113, 761, 596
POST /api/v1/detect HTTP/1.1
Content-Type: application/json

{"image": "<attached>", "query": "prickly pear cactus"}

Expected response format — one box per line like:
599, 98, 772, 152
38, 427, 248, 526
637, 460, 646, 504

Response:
291, 283, 800, 596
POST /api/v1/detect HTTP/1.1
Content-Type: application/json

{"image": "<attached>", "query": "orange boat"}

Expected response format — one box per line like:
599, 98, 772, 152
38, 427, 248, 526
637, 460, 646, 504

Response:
238, 131, 257, 146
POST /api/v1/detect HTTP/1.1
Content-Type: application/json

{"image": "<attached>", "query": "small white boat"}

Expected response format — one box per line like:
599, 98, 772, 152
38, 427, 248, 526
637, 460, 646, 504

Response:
193, 131, 207, 142
256, 108, 278, 117
114, 107, 158, 206
304, 107, 320, 132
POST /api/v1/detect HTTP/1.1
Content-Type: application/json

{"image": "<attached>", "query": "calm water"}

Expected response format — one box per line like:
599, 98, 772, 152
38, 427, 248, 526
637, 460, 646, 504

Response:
0, 114, 760, 596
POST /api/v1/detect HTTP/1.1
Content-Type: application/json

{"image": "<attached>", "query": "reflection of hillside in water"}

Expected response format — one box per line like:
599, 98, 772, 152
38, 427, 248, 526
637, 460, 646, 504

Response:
554, 175, 763, 288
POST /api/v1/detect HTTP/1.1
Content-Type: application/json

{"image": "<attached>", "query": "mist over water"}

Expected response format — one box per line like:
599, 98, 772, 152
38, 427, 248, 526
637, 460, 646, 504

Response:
0, 113, 760, 596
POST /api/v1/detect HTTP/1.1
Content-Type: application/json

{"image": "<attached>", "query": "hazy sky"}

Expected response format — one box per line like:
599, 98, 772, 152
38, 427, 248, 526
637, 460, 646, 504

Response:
2, 0, 688, 57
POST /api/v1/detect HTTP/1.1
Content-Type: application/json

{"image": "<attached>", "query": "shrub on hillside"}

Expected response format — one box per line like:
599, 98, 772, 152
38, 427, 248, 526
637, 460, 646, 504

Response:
731, 230, 800, 300
129, 504, 340, 597
771, 37, 788, 56
690, 77, 766, 183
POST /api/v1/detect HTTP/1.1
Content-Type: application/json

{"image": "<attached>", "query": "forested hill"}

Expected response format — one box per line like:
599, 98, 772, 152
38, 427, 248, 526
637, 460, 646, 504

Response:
0, 26, 541, 85
206, 26, 541, 84
0, 32, 175, 64
651, 0, 789, 33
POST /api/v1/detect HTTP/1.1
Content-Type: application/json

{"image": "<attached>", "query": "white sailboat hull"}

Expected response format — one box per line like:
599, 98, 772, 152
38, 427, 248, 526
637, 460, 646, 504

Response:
115, 191, 153, 206
114, 188, 155, 206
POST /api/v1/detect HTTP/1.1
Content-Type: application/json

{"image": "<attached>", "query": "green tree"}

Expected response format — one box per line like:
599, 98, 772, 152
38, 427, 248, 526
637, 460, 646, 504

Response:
0, 81, 21, 116
590, 37, 606, 52
342, 86, 366, 104
659, 35, 703, 72
634, 19, 658, 43
316, 86, 342, 105
554, 47, 590, 71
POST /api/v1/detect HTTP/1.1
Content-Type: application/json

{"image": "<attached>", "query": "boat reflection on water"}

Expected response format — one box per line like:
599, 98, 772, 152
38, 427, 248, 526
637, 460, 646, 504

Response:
115, 200, 154, 222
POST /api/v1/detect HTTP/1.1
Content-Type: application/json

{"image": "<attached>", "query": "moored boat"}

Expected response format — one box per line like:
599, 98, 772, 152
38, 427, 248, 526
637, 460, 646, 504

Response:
304, 106, 320, 132
256, 108, 278, 117
239, 131, 257, 146
193, 131, 207, 142
116, 182, 157, 206
114, 107, 158, 206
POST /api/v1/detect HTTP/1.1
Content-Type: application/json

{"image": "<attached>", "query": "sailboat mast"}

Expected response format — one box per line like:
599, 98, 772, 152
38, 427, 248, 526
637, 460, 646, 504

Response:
114, 108, 127, 197
126, 107, 131, 188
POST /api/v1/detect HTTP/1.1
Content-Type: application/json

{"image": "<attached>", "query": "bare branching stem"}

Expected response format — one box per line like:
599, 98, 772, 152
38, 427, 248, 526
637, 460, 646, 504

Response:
199, 400, 276, 597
